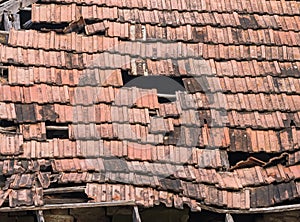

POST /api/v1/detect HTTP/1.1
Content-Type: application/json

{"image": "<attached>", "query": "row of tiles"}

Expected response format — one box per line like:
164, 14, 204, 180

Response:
1, 103, 156, 125
5, 61, 300, 87
184, 76, 300, 94
19, 139, 229, 168
8, 66, 123, 87
54, 161, 300, 188
19, 101, 300, 129
2, 45, 300, 73
3, 155, 298, 191
16, 124, 300, 154
14, 112, 300, 150
31, 3, 300, 32
11, 119, 300, 152
224, 110, 300, 129
3, 100, 300, 148
27, 15, 300, 46
4, 34, 300, 63
85, 182, 255, 209
2, 93, 300, 127
86, 181, 297, 209
250, 181, 299, 208
47, 164, 300, 190
1, 47, 300, 78
0, 112, 299, 154
8, 27, 300, 57
3, 99, 300, 129
2, 82, 300, 112
8, 29, 121, 54
2, 183, 199, 210
6, 63, 300, 95
145, 59, 300, 77
0, 85, 159, 109
39, 0, 300, 16
3, 179, 300, 210
179, 91, 300, 112
103, 21, 300, 46
135, 24, 300, 45
2, 156, 299, 190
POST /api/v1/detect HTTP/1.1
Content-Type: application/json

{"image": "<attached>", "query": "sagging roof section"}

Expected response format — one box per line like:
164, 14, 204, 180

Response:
0, 0, 299, 213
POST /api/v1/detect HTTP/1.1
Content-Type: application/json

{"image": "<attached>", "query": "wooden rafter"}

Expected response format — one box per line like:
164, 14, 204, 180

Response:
0, 0, 38, 22
0, 201, 136, 213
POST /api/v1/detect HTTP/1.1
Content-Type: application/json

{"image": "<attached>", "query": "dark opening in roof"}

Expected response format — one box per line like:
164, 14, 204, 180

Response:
122, 70, 185, 103
0, 120, 17, 133
46, 121, 69, 139
228, 152, 282, 168
19, 9, 32, 29
44, 192, 89, 204
0, 67, 8, 83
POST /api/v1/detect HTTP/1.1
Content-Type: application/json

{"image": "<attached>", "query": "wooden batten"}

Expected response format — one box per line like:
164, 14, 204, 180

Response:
0, 201, 136, 213
133, 206, 142, 222
3, 12, 20, 31
225, 213, 234, 222
36, 210, 45, 222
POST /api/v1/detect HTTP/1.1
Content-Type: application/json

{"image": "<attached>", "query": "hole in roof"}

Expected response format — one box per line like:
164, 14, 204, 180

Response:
227, 152, 280, 167
46, 121, 69, 139
0, 67, 8, 83
290, 120, 296, 127
29, 22, 71, 33
0, 175, 6, 188
149, 109, 158, 117
163, 126, 182, 145
122, 70, 186, 103
19, 9, 32, 29
0, 120, 18, 133
44, 192, 89, 204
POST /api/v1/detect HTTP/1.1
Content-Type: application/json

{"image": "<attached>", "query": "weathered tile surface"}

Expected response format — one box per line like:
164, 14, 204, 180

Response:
0, 0, 300, 211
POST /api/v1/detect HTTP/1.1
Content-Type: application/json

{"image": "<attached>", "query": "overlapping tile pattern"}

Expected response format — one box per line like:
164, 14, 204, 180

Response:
0, 0, 300, 211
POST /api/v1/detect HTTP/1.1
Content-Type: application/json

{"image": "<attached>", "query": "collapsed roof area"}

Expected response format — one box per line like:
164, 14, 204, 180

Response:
0, 0, 299, 218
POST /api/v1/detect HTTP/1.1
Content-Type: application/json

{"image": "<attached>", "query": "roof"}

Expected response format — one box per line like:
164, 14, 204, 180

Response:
0, 0, 300, 213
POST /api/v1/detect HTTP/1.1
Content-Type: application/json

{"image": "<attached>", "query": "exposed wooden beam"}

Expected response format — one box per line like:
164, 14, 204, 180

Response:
20, 7, 32, 11
0, 201, 136, 213
0, 126, 17, 133
133, 206, 142, 222
36, 210, 45, 222
157, 93, 176, 99
0, 0, 38, 22
199, 203, 300, 214
3, 12, 20, 31
225, 213, 234, 222
45, 125, 69, 131
43, 186, 86, 195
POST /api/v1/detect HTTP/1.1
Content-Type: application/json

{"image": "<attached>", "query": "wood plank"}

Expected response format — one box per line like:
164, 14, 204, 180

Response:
225, 213, 234, 222
0, 200, 136, 212
43, 186, 86, 195
132, 206, 142, 222
3, 12, 20, 31
36, 210, 45, 222
199, 203, 300, 214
